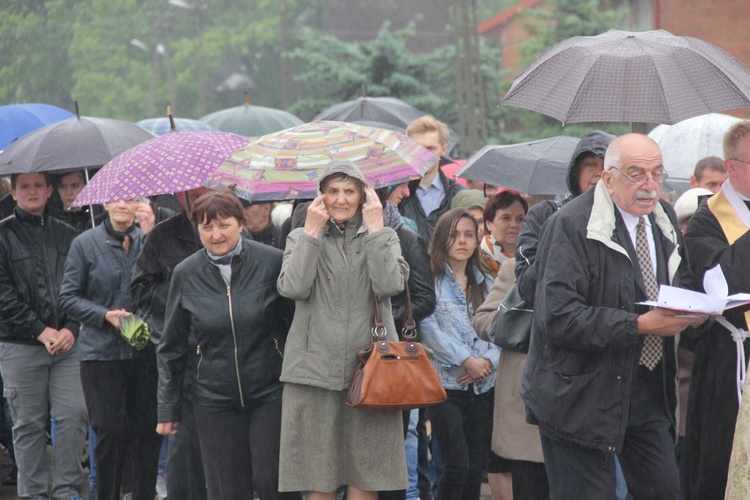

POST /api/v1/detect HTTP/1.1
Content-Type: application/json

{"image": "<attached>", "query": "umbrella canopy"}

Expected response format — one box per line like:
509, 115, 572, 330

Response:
137, 117, 217, 136
501, 29, 750, 125
0, 103, 75, 150
648, 113, 742, 179
0, 116, 155, 175
456, 136, 580, 195
71, 130, 248, 207
200, 104, 303, 137
315, 96, 460, 151
205, 120, 437, 202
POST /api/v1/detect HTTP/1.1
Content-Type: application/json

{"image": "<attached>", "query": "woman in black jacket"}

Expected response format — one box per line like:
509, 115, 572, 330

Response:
155, 190, 299, 500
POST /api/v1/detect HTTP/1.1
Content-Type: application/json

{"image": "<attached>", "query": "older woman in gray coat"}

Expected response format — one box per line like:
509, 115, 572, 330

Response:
277, 160, 409, 500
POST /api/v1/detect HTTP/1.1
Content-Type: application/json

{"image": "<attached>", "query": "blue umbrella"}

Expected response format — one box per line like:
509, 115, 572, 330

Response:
137, 117, 216, 136
0, 103, 75, 150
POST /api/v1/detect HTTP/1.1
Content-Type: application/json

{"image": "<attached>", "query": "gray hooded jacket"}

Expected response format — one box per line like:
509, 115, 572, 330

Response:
277, 160, 408, 391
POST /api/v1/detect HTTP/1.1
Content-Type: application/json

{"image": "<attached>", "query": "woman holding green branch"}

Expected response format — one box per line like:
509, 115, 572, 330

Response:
60, 198, 162, 500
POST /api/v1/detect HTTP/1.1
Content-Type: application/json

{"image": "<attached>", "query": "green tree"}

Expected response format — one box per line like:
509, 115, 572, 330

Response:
285, 22, 507, 156
0, 0, 77, 109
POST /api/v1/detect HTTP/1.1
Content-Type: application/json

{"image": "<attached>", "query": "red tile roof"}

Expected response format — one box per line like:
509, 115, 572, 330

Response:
477, 0, 544, 35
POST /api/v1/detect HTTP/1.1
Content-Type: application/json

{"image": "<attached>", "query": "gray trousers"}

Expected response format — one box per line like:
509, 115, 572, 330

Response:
0, 343, 88, 500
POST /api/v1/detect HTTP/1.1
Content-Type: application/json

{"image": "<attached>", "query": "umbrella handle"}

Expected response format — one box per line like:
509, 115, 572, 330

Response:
84, 168, 95, 228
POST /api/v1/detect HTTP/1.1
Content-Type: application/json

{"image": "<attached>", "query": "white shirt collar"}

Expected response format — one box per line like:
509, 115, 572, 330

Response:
615, 204, 651, 233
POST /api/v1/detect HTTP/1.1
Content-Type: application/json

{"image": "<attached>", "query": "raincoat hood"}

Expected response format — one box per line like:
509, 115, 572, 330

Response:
317, 159, 369, 195
567, 130, 615, 197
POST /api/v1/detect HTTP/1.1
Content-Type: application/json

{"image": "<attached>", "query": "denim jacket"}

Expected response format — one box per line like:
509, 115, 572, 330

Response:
420, 264, 499, 394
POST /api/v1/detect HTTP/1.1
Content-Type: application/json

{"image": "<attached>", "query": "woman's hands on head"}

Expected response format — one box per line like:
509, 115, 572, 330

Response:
304, 195, 330, 238
305, 186, 384, 237
362, 188, 384, 234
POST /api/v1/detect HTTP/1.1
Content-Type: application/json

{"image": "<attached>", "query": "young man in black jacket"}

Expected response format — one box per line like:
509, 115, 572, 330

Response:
0, 172, 88, 500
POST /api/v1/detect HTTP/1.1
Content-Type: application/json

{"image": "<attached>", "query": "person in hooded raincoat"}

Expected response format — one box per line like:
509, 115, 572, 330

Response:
277, 160, 410, 499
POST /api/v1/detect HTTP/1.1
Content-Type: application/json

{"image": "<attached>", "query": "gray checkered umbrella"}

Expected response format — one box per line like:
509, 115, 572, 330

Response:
501, 29, 750, 125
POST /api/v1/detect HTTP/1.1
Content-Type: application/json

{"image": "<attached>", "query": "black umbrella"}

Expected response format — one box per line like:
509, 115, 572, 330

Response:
0, 104, 155, 175
456, 136, 579, 195
314, 96, 460, 151
501, 29, 750, 125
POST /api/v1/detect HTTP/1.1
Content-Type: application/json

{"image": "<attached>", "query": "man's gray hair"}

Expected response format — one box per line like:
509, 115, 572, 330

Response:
603, 134, 661, 171
603, 136, 623, 171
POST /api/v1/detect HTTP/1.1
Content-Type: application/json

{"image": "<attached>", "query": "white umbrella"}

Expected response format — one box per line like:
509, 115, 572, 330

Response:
648, 113, 742, 179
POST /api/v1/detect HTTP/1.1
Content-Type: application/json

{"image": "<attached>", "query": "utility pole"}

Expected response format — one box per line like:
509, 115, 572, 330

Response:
279, 0, 293, 108
453, 0, 488, 156
169, 0, 208, 116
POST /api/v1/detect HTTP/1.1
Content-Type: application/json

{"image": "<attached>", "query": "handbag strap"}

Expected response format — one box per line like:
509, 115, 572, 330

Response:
401, 275, 417, 340
371, 271, 416, 340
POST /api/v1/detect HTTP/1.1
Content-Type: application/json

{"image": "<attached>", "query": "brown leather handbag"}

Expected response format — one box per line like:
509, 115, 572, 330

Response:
346, 283, 447, 411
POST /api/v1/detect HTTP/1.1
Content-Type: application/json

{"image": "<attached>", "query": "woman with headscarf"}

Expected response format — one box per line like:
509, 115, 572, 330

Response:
277, 160, 409, 500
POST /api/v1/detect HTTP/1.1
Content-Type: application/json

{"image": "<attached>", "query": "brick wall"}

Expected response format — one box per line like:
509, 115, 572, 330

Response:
658, 0, 750, 118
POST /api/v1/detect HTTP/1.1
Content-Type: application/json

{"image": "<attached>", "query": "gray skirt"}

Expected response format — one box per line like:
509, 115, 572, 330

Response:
278, 383, 409, 493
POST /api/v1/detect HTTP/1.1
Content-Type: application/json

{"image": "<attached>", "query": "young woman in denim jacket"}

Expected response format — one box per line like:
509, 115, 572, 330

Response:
420, 208, 500, 500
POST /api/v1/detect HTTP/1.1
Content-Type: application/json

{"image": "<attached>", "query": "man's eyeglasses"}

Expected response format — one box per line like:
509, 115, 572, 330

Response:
731, 158, 750, 167
611, 167, 669, 186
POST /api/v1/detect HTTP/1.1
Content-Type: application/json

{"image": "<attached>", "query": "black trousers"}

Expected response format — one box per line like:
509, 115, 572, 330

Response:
80, 351, 162, 500
427, 388, 494, 500
510, 460, 549, 500
193, 398, 301, 500
541, 363, 679, 500
167, 397, 207, 500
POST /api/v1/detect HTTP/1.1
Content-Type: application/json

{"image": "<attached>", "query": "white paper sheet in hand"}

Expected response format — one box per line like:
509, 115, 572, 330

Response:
637, 264, 750, 315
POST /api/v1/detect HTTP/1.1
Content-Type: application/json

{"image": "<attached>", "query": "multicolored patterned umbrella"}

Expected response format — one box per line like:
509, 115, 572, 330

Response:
71, 130, 249, 207
205, 121, 437, 202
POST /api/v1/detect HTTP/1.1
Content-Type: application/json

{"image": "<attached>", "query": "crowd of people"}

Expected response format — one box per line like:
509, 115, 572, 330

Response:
0, 113, 749, 500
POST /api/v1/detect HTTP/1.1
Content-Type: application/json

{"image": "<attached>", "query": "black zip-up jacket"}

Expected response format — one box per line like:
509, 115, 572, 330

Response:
157, 240, 293, 423
0, 207, 79, 343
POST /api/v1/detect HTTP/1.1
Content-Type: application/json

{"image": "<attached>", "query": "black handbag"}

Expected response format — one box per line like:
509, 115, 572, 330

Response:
488, 282, 533, 353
